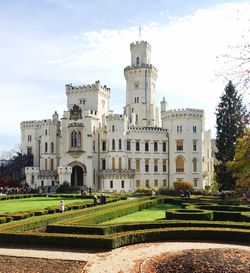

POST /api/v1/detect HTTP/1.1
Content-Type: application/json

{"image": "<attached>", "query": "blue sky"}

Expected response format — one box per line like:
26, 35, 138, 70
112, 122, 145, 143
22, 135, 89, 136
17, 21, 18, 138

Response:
0, 0, 249, 156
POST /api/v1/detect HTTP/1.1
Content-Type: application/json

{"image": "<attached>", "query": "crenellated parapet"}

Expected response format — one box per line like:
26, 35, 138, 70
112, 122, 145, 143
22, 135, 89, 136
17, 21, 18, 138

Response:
65, 80, 110, 98
130, 40, 151, 50
21, 118, 58, 129
162, 108, 204, 120
106, 113, 127, 122
57, 166, 72, 175
128, 126, 168, 134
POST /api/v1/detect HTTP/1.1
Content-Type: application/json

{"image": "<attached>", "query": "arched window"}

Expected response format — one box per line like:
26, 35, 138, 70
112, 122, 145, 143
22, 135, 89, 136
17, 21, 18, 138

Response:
51, 159, 54, 171
77, 131, 81, 147
192, 158, 197, 172
112, 139, 115, 151
51, 142, 54, 153
136, 56, 140, 65
45, 142, 48, 153
119, 139, 122, 150
71, 131, 76, 147
45, 129, 47, 135
45, 159, 47, 171
176, 156, 184, 173
112, 157, 115, 169
112, 125, 115, 132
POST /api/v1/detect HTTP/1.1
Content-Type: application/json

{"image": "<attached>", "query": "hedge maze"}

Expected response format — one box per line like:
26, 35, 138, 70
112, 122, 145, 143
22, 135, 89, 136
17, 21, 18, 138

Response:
0, 195, 249, 250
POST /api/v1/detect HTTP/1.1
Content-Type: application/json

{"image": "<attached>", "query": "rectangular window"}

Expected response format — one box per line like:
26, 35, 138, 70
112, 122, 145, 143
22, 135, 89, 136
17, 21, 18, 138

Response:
136, 140, 140, 151
177, 126, 182, 134
193, 140, 197, 151
154, 141, 158, 152
27, 147, 32, 155
127, 140, 131, 151
154, 179, 158, 187
136, 159, 140, 172
102, 159, 106, 170
128, 159, 131, 170
162, 141, 166, 152
102, 141, 106, 151
136, 180, 140, 188
162, 160, 167, 172
145, 141, 149, 152
193, 178, 198, 187
176, 140, 183, 151
154, 159, 158, 172
121, 180, 124, 189
93, 140, 95, 151
193, 126, 197, 133
110, 180, 113, 189
145, 159, 149, 172
145, 180, 150, 188
163, 179, 167, 187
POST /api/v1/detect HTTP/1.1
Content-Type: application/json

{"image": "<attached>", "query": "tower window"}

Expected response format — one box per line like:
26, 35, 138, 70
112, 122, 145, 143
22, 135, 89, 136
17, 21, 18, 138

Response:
177, 126, 183, 134
136, 140, 140, 151
112, 139, 115, 151
119, 139, 122, 150
112, 125, 115, 132
51, 142, 54, 153
193, 126, 197, 133
136, 56, 140, 66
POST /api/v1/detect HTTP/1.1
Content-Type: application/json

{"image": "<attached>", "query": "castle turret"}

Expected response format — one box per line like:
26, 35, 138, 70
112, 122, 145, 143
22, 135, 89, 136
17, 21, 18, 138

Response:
124, 41, 159, 127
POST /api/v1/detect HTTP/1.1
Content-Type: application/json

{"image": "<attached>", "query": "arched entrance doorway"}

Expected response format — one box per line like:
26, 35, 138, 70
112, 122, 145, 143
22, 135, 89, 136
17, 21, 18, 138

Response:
70, 163, 87, 190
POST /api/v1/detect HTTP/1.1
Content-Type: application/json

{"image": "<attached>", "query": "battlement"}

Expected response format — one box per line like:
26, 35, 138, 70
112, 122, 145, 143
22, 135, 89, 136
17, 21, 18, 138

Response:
130, 40, 151, 50
128, 126, 168, 134
106, 113, 127, 121
124, 63, 157, 73
65, 80, 110, 93
162, 108, 204, 119
21, 118, 56, 128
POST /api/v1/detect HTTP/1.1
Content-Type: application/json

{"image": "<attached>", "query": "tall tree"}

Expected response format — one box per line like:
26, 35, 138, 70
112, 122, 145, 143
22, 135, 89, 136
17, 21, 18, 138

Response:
227, 129, 250, 195
215, 80, 249, 190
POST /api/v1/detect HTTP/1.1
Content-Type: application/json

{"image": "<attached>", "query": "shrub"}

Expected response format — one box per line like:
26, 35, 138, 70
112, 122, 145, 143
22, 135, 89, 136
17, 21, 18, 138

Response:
173, 181, 193, 193
166, 208, 213, 221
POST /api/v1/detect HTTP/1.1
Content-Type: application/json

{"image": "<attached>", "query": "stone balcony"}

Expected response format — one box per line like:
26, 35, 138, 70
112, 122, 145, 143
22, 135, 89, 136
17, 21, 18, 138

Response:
38, 170, 58, 179
99, 169, 135, 179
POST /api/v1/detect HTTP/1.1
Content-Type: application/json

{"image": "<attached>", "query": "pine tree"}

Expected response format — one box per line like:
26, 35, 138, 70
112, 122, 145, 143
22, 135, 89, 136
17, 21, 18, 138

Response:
215, 80, 249, 190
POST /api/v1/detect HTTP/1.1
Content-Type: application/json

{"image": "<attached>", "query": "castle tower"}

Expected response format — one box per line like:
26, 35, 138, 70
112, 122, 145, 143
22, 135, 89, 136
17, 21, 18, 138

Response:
124, 41, 159, 127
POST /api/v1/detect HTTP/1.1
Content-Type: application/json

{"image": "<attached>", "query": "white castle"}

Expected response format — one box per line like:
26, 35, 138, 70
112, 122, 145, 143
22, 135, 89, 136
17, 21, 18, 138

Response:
21, 40, 214, 192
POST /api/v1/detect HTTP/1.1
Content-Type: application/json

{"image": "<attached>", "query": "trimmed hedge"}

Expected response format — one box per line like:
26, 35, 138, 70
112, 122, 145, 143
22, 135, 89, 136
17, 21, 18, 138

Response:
165, 208, 213, 221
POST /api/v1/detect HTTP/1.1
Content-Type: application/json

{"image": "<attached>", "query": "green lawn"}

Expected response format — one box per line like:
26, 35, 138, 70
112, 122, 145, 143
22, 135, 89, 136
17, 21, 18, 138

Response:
103, 203, 180, 224
0, 197, 91, 213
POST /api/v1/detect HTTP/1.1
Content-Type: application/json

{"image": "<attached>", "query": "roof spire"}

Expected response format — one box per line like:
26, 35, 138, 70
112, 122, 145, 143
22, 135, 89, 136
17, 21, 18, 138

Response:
139, 26, 141, 41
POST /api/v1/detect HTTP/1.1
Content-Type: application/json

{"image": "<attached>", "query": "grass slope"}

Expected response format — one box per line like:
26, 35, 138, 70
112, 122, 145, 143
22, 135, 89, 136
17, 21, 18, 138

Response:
0, 197, 91, 213
103, 204, 179, 224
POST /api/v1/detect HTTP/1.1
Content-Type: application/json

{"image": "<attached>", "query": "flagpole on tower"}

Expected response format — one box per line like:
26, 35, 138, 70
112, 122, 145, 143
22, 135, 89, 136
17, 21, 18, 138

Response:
139, 26, 141, 41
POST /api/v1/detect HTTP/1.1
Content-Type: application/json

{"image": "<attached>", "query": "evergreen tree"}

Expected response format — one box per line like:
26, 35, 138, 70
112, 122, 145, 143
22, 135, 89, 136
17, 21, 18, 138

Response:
215, 80, 249, 190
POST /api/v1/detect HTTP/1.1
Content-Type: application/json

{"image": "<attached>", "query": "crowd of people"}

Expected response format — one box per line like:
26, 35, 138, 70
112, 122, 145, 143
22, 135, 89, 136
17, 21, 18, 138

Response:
0, 186, 33, 195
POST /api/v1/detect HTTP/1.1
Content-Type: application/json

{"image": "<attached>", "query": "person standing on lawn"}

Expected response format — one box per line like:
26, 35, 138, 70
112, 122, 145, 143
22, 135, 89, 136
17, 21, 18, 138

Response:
59, 200, 65, 213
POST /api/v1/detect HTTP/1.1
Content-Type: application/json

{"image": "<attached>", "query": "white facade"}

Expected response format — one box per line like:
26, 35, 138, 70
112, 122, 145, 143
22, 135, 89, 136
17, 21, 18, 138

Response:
21, 40, 214, 192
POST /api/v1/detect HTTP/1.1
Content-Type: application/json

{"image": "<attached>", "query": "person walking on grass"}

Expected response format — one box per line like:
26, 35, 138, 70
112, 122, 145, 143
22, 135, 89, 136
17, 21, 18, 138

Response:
59, 200, 65, 213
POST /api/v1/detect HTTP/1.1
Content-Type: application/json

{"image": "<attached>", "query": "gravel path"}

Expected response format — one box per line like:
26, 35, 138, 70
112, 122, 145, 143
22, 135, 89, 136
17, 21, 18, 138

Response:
0, 242, 249, 273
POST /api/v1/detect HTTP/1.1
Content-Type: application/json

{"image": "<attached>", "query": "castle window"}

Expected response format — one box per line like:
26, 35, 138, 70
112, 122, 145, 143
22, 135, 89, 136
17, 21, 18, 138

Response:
136, 180, 140, 188
193, 158, 198, 172
121, 180, 124, 188
193, 126, 197, 133
128, 159, 131, 170
102, 141, 106, 151
134, 97, 139, 103
77, 132, 81, 147
193, 178, 198, 187
102, 159, 106, 170
193, 140, 197, 151
136, 56, 140, 66
51, 159, 54, 171
145, 159, 149, 172
136, 140, 140, 151
154, 159, 158, 172
112, 139, 115, 151
112, 157, 115, 169
154, 141, 158, 152
28, 135, 32, 142
177, 126, 182, 134
45, 159, 48, 171
176, 140, 183, 151
45, 129, 47, 135
112, 125, 115, 132
45, 142, 48, 153
145, 179, 150, 188
27, 147, 32, 155
119, 139, 122, 150
127, 140, 131, 151
79, 99, 86, 105
119, 157, 122, 169
176, 156, 184, 173
154, 179, 158, 187
71, 131, 81, 148
162, 142, 167, 152
51, 142, 54, 153
136, 159, 140, 172
145, 141, 149, 152
110, 180, 113, 189
93, 140, 95, 151
135, 114, 139, 124
134, 82, 139, 89
163, 179, 167, 187
162, 160, 167, 172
